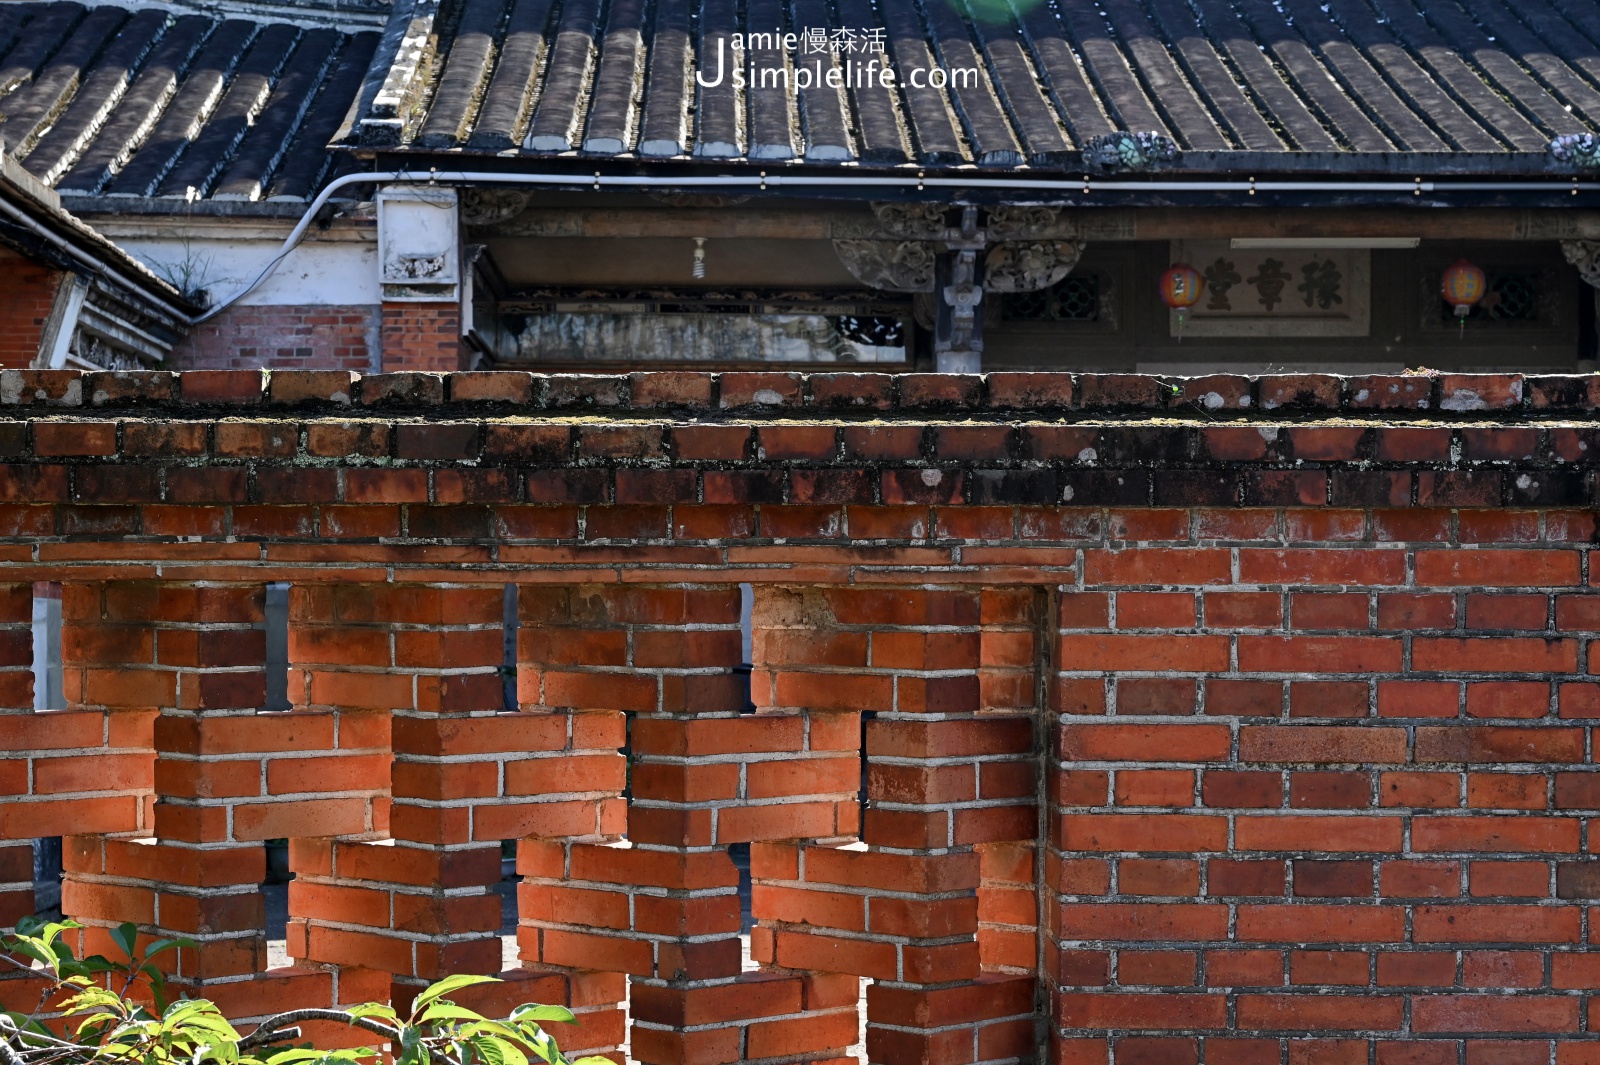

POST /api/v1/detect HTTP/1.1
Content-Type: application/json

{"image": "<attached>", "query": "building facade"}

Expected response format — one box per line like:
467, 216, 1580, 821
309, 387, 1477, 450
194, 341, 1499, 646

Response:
5, 0, 1600, 375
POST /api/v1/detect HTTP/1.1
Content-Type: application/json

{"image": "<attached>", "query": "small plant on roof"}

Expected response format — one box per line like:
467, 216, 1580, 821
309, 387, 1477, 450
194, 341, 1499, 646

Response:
0, 918, 611, 1065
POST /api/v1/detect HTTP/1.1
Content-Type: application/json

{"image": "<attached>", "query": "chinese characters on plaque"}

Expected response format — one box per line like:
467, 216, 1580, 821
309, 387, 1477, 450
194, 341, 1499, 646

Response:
1169, 242, 1371, 337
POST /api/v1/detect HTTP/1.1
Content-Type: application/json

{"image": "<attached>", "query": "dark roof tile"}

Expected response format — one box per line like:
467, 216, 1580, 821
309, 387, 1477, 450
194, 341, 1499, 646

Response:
3, 3, 378, 201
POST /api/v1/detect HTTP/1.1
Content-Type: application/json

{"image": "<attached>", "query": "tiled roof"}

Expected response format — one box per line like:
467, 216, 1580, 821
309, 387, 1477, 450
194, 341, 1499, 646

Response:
349, 0, 1600, 173
0, 1, 378, 201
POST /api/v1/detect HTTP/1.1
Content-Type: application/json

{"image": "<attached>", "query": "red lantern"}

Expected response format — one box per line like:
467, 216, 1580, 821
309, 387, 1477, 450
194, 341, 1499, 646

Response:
1441, 259, 1487, 318
1160, 263, 1203, 339
1160, 263, 1203, 310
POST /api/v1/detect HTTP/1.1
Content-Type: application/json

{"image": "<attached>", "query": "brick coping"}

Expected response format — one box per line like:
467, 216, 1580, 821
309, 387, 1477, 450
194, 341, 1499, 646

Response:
1, 369, 1594, 419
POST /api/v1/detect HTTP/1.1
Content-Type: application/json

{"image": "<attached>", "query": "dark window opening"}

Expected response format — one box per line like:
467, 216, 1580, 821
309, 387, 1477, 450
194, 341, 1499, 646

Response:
30, 585, 63, 918
262, 840, 291, 969
499, 840, 520, 971
737, 583, 754, 714
502, 584, 519, 713
728, 842, 753, 935
1002, 275, 1100, 321
31, 582, 61, 711
32, 837, 61, 916
1440, 272, 1541, 323
264, 583, 290, 712
858, 709, 877, 829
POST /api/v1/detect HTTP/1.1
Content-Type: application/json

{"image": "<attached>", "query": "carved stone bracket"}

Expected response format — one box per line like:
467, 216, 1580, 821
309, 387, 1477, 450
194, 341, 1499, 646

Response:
832, 240, 937, 292
985, 240, 1085, 293
1561, 240, 1600, 288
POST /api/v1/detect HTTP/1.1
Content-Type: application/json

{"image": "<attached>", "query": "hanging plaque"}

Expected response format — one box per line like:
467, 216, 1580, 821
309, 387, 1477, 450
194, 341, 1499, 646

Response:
1167, 241, 1371, 338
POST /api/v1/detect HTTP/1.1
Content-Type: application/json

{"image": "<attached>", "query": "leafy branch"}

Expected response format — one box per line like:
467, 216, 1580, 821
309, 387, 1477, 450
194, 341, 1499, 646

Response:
0, 919, 611, 1065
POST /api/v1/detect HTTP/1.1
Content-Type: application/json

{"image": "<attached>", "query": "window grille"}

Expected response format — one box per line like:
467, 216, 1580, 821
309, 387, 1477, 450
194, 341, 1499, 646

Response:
1002, 274, 1100, 321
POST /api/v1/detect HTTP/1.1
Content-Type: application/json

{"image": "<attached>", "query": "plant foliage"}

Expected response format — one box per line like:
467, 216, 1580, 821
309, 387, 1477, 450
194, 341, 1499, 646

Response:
0, 919, 612, 1065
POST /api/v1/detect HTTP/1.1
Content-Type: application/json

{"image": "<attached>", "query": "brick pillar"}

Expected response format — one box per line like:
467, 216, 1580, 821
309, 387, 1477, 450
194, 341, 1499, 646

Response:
57, 581, 262, 983
516, 585, 857, 1065
749, 587, 1038, 1065
977, 591, 1047, 982
380, 302, 463, 373
285, 582, 503, 1002
1, 578, 161, 1014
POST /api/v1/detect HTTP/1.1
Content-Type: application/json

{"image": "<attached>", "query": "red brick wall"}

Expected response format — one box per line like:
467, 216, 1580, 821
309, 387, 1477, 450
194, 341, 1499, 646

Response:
380, 300, 463, 372
172, 303, 379, 371
0, 248, 64, 368
0, 369, 1595, 1065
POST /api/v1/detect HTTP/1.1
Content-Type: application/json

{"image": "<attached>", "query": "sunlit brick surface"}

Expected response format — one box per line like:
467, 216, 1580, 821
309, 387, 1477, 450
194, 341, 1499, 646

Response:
0, 370, 1597, 1065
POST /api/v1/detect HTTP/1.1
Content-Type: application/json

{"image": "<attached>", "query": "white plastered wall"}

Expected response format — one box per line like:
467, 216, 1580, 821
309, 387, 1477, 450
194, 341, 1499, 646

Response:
86, 217, 380, 308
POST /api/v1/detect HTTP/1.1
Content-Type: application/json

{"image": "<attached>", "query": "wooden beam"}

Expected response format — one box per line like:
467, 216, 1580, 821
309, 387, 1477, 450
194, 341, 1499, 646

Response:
482, 206, 1600, 241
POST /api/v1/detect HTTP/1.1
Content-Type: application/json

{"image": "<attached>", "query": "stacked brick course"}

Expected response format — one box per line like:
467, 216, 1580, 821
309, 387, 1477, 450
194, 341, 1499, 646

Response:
174, 304, 379, 372
380, 304, 464, 374
0, 369, 1596, 1065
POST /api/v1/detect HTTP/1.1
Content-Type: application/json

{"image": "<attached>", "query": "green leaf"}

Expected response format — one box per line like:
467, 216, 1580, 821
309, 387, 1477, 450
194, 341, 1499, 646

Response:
9, 937, 54, 966
469, 1037, 506, 1065
412, 975, 499, 1013
419, 1004, 487, 1024
570, 1057, 616, 1065
345, 1004, 399, 1024
259, 1047, 376, 1065
518, 1026, 560, 1065
109, 923, 139, 960
256, 1051, 342, 1065
509, 1006, 575, 1026
3, 1009, 50, 1039
143, 938, 191, 961
458, 1021, 523, 1044
61, 986, 126, 1014
469, 1035, 526, 1065
396, 1024, 424, 1065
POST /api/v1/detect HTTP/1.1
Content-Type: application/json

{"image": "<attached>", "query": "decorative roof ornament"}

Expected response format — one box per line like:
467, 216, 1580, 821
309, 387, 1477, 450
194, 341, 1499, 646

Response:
1547, 133, 1600, 170
1082, 131, 1179, 175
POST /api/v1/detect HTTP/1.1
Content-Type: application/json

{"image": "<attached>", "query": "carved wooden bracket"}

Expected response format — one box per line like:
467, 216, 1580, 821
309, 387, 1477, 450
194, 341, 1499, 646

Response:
460, 187, 531, 226
832, 240, 938, 292
833, 203, 1085, 295
1561, 240, 1600, 289
985, 240, 1085, 293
